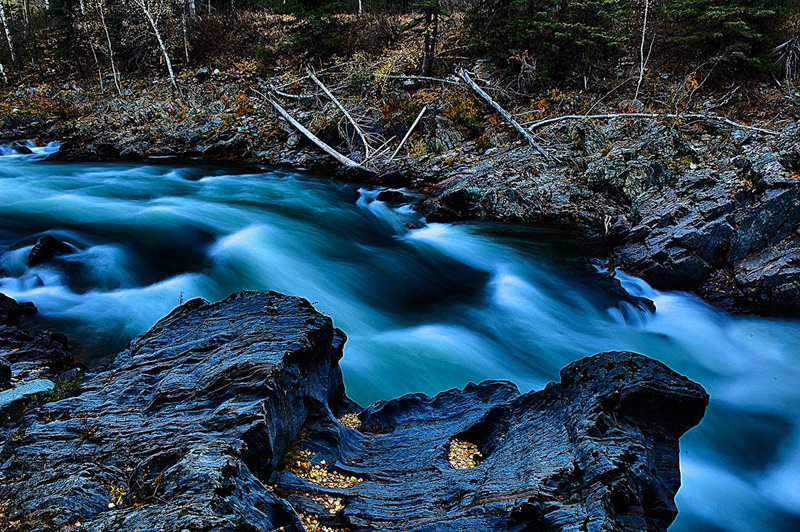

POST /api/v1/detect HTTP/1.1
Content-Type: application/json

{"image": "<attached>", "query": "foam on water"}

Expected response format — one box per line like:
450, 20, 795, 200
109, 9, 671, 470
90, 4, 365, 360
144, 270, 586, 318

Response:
1, 144, 799, 531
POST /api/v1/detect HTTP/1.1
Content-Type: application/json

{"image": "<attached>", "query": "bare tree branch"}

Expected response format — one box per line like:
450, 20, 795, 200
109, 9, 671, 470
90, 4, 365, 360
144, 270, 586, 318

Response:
459, 68, 549, 158
528, 113, 779, 136
262, 92, 366, 169
308, 69, 372, 160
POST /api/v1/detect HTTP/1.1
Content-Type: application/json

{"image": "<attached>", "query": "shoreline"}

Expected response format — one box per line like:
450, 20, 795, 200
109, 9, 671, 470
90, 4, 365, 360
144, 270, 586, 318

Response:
2, 71, 799, 318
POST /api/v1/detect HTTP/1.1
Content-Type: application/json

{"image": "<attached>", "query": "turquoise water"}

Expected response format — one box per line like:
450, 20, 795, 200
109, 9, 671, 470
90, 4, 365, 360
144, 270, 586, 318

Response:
1, 143, 799, 531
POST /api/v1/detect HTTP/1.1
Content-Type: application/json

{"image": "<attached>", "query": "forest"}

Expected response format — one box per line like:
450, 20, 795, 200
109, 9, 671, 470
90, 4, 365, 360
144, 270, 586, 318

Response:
0, 0, 799, 91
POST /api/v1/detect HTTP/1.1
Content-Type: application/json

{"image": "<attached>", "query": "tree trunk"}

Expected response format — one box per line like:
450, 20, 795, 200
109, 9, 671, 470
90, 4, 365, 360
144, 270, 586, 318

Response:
78, 0, 104, 92
419, 10, 432, 75
187, 0, 196, 17
0, 60, 7, 83
182, 11, 189, 63
99, 0, 122, 95
0, 0, 16, 63
634, 0, 650, 102
134, 0, 180, 95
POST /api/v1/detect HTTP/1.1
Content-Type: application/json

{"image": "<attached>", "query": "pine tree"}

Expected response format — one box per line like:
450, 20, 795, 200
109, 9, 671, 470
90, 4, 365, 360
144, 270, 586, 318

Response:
665, 0, 788, 68
467, 0, 631, 80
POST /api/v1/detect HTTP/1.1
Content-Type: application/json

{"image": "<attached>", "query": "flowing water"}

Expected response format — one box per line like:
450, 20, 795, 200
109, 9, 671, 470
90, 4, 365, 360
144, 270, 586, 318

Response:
1, 142, 799, 531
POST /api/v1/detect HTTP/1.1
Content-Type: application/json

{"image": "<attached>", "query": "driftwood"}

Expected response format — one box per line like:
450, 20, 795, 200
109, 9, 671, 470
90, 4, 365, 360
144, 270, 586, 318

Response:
308, 69, 373, 159
458, 69, 549, 157
389, 106, 427, 162
384, 74, 462, 86
528, 113, 780, 136
265, 95, 364, 168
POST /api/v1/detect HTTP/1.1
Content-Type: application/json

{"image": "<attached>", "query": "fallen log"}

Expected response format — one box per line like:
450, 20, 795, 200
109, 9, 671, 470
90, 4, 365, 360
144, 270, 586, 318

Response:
389, 106, 427, 162
264, 94, 366, 169
528, 112, 779, 136
459, 69, 549, 158
308, 69, 373, 160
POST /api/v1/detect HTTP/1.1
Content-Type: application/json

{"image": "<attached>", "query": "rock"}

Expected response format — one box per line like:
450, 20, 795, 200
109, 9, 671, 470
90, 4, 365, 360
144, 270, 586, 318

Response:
0, 291, 707, 532
613, 166, 800, 316
0, 325, 77, 382
0, 293, 37, 325
575, 258, 656, 312
0, 379, 54, 421
194, 66, 211, 83
586, 157, 671, 205
0, 357, 10, 390
569, 120, 606, 155
734, 236, 800, 317
27, 234, 74, 266
0, 311, 80, 422
11, 141, 33, 154
433, 116, 465, 151
376, 189, 407, 203
335, 165, 376, 182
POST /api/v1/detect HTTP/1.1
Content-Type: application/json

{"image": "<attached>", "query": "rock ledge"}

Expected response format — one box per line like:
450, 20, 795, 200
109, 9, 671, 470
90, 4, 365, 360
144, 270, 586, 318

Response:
0, 291, 708, 531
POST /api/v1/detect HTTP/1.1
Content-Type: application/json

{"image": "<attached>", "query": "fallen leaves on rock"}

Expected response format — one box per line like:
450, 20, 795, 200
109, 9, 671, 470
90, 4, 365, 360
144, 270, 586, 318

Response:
338, 413, 361, 430
448, 438, 483, 469
287, 449, 363, 488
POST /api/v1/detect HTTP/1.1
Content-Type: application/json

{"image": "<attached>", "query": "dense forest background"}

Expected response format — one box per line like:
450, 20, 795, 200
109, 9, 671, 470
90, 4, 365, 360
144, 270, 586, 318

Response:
1, 0, 799, 92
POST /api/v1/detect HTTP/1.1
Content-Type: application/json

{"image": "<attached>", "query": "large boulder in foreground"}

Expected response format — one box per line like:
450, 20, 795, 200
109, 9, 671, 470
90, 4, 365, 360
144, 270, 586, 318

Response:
0, 291, 708, 531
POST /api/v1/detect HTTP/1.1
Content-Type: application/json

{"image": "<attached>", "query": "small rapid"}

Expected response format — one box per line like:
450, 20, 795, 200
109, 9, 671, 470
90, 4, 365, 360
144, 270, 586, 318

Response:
1, 144, 798, 531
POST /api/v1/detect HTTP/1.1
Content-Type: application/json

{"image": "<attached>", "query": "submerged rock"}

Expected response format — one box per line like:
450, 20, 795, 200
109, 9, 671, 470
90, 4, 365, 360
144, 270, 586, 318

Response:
27, 234, 74, 266
11, 142, 33, 154
0, 291, 707, 531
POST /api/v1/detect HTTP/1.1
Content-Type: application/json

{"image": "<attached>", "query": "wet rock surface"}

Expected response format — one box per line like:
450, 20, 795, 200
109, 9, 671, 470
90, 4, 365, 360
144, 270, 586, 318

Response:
423, 119, 800, 317
0, 294, 81, 422
0, 291, 708, 531
0, 293, 37, 326
610, 152, 800, 317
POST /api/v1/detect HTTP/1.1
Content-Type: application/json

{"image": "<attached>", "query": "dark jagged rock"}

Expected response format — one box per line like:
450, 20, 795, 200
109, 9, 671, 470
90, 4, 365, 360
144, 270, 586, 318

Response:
277, 350, 705, 532
612, 165, 800, 317
0, 294, 81, 421
11, 142, 33, 155
575, 258, 656, 313
376, 189, 407, 203
0, 357, 10, 390
0, 291, 707, 532
195, 66, 211, 83
27, 234, 74, 266
48, 140, 122, 162
0, 293, 37, 325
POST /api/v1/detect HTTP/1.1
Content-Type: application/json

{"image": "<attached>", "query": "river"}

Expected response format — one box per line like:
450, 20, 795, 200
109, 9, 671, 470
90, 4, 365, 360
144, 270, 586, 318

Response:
1, 142, 798, 531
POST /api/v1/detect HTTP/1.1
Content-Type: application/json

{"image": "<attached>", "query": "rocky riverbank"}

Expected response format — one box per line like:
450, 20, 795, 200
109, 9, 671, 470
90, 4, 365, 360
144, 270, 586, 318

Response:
2, 71, 799, 317
0, 291, 708, 531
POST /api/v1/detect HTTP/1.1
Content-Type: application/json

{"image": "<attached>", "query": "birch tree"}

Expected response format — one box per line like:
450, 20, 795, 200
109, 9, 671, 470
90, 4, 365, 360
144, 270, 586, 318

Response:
634, 0, 651, 102
79, 0, 105, 92
98, 0, 123, 94
131, 0, 180, 94
0, 60, 7, 83
0, 0, 16, 63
